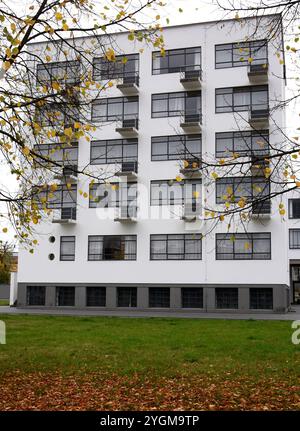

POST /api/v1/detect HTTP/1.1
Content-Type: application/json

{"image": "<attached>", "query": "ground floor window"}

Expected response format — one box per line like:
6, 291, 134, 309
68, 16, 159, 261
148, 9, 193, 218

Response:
215, 288, 238, 309
250, 288, 273, 310
56, 286, 75, 306
117, 287, 137, 307
181, 288, 203, 308
149, 287, 170, 308
26, 286, 46, 306
86, 287, 106, 307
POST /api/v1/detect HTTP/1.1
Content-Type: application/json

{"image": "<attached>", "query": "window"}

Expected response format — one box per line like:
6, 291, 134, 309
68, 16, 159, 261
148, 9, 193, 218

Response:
150, 234, 202, 260
216, 130, 269, 158
289, 229, 300, 249
215, 86, 268, 113
34, 184, 77, 210
60, 236, 75, 261
90, 138, 138, 165
88, 235, 137, 260
215, 40, 268, 69
36, 102, 80, 127
86, 287, 106, 307
182, 288, 203, 308
216, 233, 271, 260
151, 91, 201, 118
215, 288, 238, 309
36, 60, 80, 84
151, 134, 201, 161
216, 177, 270, 204
152, 47, 201, 75
26, 286, 46, 306
150, 179, 201, 206
117, 287, 137, 307
149, 288, 170, 308
289, 199, 300, 219
93, 54, 139, 80
34, 142, 78, 166
89, 182, 137, 209
250, 288, 273, 310
91, 96, 138, 122
56, 286, 75, 306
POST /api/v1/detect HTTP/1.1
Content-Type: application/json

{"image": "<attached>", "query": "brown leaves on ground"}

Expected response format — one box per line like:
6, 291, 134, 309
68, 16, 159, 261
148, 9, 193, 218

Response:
0, 371, 299, 411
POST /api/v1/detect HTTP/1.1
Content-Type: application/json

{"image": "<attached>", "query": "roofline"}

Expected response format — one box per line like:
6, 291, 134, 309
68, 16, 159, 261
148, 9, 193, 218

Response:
27, 13, 282, 46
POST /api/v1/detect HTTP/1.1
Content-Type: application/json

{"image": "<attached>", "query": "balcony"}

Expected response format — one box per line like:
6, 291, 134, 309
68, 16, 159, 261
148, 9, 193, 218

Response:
116, 117, 138, 137
117, 74, 139, 95
249, 107, 269, 129
114, 205, 137, 222
52, 207, 77, 224
54, 165, 78, 182
251, 200, 271, 219
248, 63, 268, 84
251, 156, 269, 176
180, 158, 201, 176
115, 161, 138, 180
181, 202, 201, 222
180, 69, 202, 90
180, 111, 202, 133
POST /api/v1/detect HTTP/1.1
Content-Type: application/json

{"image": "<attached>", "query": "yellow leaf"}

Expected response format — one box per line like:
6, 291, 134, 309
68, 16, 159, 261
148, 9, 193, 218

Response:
52, 81, 60, 91
279, 209, 285, 216
105, 48, 116, 62
45, 55, 52, 62
55, 12, 63, 21
22, 146, 30, 156
296, 182, 300, 187
176, 175, 183, 182
62, 23, 69, 31
219, 215, 225, 221
2, 228, 8, 233
50, 184, 58, 192
211, 172, 218, 180
64, 127, 73, 138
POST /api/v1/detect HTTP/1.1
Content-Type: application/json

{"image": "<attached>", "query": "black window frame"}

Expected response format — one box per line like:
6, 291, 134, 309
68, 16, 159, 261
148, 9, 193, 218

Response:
215, 40, 268, 69
33, 141, 78, 166
87, 235, 137, 261
34, 184, 77, 210
289, 229, 300, 249
215, 288, 239, 309
288, 199, 300, 219
151, 134, 201, 161
152, 46, 201, 75
215, 130, 269, 158
36, 102, 80, 127
93, 53, 139, 80
36, 60, 81, 84
150, 234, 202, 260
215, 85, 268, 113
151, 91, 201, 119
60, 236, 76, 261
250, 288, 273, 310
117, 287, 137, 307
89, 182, 137, 209
26, 286, 46, 306
86, 286, 106, 307
216, 176, 270, 204
91, 96, 139, 122
216, 232, 271, 260
56, 286, 75, 306
149, 287, 170, 308
90, 138, 138, 165
150, 179, 202, 206
181, 287, 203, 308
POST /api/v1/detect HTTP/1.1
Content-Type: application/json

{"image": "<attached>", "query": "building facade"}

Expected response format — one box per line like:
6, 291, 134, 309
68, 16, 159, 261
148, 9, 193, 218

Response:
14, 14, 293, 313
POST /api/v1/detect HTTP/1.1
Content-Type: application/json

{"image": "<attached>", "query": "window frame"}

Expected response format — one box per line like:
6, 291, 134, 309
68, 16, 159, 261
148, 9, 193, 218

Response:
216, 232, 271, 260
90, 138, 138, 165
93, 53, 139, 81
117, 287, 137, 307
215, 85, 268, 113
250, 288, 273, 310
288, 199, 300, 219
151, 91, 201, 119
87, 235, 137, 261
91, 96, 139, 122
89, 182, 137, 209
150, 234, 202, 261
215, 288, 239, 309
36, 60, 81, 84
215, 176, 270, 205
86, 286, 106, 307
150, 179, 202, 206
148, 287, 170, 308
181, 287, 204, 308
215, 40, 268, 69
152, 46, 201, 75
215, 130, 269, 158
151, 134, 201, 161
60, 236, 76, 261
289, 229, 300, 249
56, 286, 75, 306
26, 286, 46, 306
33, 141, 78, 165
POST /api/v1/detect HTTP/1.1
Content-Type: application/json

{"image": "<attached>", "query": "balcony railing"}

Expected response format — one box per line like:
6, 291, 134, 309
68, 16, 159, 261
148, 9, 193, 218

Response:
180, 158, 201, 176
249, 106, 269, 128
252, 200, 271, 216
116, 117, 139, 137
114, 205, 137, 222
180, 68, 202, 89
52, 207, 77, 223
180, 110, 202, 132
248, 63, 268, 83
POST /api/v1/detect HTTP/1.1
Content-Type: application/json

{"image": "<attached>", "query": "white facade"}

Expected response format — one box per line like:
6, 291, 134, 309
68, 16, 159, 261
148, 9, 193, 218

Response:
16, 15, 291, 312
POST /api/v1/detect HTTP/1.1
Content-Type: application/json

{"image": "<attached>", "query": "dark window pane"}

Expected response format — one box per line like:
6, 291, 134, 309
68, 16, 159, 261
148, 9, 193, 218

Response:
26, 286, 46, 306
182, 288, 203, 308
149, 288, 170, 308
216, 288, 238, 309
86, 287, 106, 307
56, 286, 75, 306
250, 288, 273, 309
117, 287, 137, 307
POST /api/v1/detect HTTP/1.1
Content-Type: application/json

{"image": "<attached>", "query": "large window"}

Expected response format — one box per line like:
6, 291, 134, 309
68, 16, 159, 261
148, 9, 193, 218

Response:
250, 288, 273, 310
289, 229, 300, 249
56, 286, 75, 306
215, 288, 238, 309
216, 130, 269, 158
90, 138, 138, 165
34, 184, 77, 210
60, 236, 76, 261
152, 47, 201, 75
216, 177, 270, 204
26, 286, 46, 306
88, 235, 137, 261
33, 142, 78, 166
150, 234, 202, 260
117, 287, 137, 307
181, 288, 203, 308
36, 60, 80, 84
149, 288, 170, 308
150, 179, 201, 206
36, 102, 80, 127
216, 233, 271, 260
215, 40, 268, 69
93, 54, 139, 80
89, 182, 137, 209
215, 85, 268, 113
151, 91, 201, 118
91, 96, 138, 122
151, 134, 201, 161
86, 287, 106, 307
289, 199, 300, 219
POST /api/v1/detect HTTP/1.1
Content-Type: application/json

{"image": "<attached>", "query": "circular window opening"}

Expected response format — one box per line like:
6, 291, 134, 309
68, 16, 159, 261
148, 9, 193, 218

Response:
49, 236, 55, 243
48, 253, 55, 261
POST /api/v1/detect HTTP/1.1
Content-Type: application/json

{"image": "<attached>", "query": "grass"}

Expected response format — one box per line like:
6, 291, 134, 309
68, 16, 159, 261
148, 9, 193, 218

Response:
0, 315, 299, 410
0, 300, 9, 306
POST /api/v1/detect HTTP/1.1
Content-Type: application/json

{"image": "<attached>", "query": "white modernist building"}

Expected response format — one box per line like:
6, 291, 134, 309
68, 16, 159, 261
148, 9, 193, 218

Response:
14, 14, 295, 313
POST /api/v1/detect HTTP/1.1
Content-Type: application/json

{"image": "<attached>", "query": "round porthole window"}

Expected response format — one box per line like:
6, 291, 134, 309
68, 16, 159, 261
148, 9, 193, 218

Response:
49, 236, 55, 243
48, 253, 55, 261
